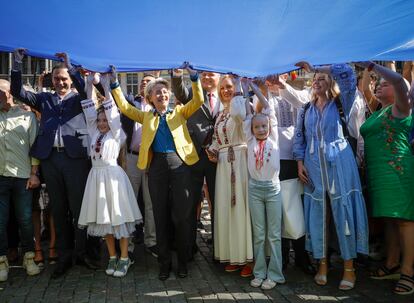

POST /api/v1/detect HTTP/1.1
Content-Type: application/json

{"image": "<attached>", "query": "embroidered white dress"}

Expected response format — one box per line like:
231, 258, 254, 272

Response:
78, 98, 142, 239
210, 96, 253, 264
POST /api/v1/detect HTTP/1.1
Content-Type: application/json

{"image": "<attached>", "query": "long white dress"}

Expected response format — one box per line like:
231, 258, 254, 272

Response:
210, 96, 253, 264
78, 98, 142, 239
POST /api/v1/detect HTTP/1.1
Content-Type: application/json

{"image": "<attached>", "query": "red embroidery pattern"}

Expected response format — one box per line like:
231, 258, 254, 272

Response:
214, 111, 237, 206
380, 109, 404, 175
93, 133, 106, 160
254, 140, 272, 170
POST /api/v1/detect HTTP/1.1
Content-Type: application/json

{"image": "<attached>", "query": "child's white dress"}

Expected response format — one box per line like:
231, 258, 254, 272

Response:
78, 98, 142, 239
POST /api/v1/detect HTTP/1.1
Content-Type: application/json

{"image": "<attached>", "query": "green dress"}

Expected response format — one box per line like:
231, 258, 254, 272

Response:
360, 105, 414, 221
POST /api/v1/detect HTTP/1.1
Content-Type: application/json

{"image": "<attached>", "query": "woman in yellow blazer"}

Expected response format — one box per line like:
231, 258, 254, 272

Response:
109, 65, 203, 281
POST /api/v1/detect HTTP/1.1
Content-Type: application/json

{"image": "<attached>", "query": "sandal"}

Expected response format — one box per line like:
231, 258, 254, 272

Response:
314, 260, 328, 286
394, 274, 414, 295
339, 268, 356, 291
370, 264, 400, 280
48, 247, 58, 264
34, 249, 44, 267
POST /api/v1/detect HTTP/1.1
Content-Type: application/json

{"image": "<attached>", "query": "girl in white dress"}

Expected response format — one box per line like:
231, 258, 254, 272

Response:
207, 75, 253, 277
78, 74, 142, 277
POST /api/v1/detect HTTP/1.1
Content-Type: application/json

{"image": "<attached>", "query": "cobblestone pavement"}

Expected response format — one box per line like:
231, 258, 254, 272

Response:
1, 211, 413, 302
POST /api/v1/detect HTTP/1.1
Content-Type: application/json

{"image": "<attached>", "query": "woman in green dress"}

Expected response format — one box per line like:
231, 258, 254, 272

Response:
358, 62, 414, 295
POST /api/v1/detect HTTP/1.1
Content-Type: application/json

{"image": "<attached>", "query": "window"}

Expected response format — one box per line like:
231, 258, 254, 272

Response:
126, 73, 139, 96
0, 52, 9, 75
31, 57, 47, 74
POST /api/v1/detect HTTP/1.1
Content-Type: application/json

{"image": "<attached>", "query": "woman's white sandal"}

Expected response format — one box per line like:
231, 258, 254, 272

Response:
339, 268, 356, 291
314, 260, 328, 286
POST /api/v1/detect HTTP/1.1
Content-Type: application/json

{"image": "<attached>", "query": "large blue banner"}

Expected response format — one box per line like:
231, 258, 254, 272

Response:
1, 0, 413, 76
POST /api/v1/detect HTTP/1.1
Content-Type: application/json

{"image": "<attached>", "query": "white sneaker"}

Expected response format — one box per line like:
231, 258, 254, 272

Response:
113, 258, 131, 277
0, 255, 9, 282
250, 277, 263, 288
23, 252, 41, 276
261, 279, 277, 290
106, 257, 118, 276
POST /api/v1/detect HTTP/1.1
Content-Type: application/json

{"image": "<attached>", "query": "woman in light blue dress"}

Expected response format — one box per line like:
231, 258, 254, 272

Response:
293, 62, 368, 291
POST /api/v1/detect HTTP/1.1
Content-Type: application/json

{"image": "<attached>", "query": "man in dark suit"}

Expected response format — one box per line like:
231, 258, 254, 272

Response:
122, 73, 158, 257
171, 70, 220, 255
10, 49, 98, 279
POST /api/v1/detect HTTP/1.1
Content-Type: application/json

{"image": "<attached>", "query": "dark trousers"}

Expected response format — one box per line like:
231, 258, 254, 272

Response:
189, 151, 216, 251
0, 176, 34, 256
148, 152, 193, 269
41, 150, 90, 264
279, 160, 308, 266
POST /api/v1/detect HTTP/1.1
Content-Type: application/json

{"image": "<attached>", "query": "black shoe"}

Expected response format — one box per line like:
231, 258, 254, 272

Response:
158, 264, 171, 281
75, 256, 100, 270
295, 257, 316, 275
132, 227, 144, 244
197, 221, 204, 230
177, 264, 188, 278
145, 245, 159, 258
51, 261, 72, 279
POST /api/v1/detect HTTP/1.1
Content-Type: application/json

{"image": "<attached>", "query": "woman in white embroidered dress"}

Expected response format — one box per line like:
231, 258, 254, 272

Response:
207, 75, 253, 277
78, 74, 142, 278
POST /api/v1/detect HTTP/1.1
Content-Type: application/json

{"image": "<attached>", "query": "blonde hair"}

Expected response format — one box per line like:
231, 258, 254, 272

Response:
217, 74, 234, 101
311, 73, 340, 103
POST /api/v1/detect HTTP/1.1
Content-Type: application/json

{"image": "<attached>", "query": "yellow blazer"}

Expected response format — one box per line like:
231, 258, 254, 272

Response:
112, 80, 204, 169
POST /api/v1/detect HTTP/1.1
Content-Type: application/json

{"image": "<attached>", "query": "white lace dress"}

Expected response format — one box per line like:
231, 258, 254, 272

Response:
78, 98, 142, 239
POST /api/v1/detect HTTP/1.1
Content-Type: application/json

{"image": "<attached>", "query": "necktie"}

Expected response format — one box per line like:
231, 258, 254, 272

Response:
209, 93, 215, 115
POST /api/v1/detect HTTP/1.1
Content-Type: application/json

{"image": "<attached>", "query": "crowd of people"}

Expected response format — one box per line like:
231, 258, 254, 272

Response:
0, 48, 413, 295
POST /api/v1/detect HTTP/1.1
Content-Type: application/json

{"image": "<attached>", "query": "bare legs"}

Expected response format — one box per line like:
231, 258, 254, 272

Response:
394, 219, 414, 292
105, 235, 129, 258
32, 210, 43, 263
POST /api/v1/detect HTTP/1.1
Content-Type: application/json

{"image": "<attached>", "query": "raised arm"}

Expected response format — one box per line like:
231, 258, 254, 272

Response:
171, 68, 192, 105
266, 74, 310, 108
10, 48, 43, 111
361, 68, 379, 113
80, 73, 98, 137
330, 63, 357, 118
100, 74, 125, 143
249, 80, 269, 110
179, 63, 204, 119
357, 61, 410, 118
109, 66, 144, 124
229, 77, 246, 123
242, 87, 254, 142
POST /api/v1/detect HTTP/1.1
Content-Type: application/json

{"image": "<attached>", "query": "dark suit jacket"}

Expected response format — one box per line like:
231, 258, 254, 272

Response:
11, 70, 89, 160
171, 76, 216, 154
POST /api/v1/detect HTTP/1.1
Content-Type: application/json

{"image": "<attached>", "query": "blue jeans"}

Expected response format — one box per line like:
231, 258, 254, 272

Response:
248, 179, 285, 283
0, 176, 34, 256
